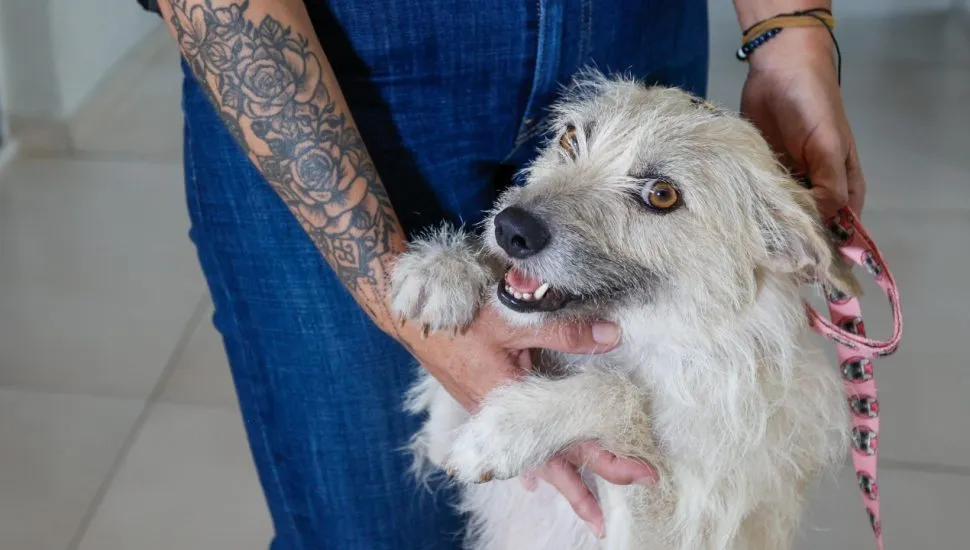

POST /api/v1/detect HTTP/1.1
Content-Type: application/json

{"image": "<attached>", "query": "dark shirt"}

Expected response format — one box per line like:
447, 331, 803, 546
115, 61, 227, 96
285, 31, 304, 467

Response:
135, 0, 160, 15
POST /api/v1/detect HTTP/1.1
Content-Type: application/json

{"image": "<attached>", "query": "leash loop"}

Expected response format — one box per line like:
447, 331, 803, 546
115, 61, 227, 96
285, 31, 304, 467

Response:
805, 207, 903, 550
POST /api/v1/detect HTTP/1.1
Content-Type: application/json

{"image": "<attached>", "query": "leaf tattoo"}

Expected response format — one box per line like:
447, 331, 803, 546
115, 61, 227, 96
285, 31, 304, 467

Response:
170, 0, 401, 296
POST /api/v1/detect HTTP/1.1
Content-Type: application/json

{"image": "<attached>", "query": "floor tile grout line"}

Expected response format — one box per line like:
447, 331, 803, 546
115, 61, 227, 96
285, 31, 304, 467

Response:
0, 383, 158, 403
879, 458, 970, 477
832, 456, 970, 478
18, 149, 182, 165
0, 381, 239, 410
65, 293, 211, 550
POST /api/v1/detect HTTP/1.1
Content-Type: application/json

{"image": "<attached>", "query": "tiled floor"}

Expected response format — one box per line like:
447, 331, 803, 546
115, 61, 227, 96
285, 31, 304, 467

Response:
0, 8, 967, 550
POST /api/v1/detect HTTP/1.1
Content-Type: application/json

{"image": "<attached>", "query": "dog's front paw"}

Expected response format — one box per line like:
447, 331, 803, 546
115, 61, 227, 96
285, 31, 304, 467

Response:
444, 401, 547, 484
390, 224, 492, 335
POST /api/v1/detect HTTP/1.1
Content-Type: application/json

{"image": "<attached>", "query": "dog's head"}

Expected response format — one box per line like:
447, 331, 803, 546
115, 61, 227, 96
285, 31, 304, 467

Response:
484, 72, 857, 324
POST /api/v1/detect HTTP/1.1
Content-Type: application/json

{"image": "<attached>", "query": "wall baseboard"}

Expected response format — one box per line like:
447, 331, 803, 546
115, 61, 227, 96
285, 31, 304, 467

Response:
69, 25, 172, 151
8, 116, 74, 154
0, 138, 18, 238
0, 138, 21, 175
0, 138, 22, 233
4, 23, 170, 157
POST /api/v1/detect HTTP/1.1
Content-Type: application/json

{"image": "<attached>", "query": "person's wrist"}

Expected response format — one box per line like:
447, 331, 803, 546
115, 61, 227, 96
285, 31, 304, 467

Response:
746, 26, 835, 73
375, 306, 430, 349
374, 294, 459, 365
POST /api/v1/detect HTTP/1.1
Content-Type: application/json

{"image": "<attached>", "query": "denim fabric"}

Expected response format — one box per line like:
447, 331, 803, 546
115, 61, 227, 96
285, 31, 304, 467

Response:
181, 1, 709, 549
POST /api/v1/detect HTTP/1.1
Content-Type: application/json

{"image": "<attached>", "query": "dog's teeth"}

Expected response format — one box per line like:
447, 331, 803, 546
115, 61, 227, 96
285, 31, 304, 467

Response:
522, 293, 532, 301
505, 285, 513, 294
534, 283, 550, 300
513, 291, 523, 300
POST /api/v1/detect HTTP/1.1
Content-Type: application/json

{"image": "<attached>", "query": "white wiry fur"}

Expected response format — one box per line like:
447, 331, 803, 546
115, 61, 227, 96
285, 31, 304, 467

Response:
389, 71, 857, 550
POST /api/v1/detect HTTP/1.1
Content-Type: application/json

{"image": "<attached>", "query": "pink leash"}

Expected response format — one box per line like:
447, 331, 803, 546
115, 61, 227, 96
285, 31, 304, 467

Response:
805, 207, 904, 550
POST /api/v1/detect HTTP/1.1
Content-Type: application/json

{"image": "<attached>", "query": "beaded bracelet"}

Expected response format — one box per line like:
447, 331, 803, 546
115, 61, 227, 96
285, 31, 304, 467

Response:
735, 8, 842, 84
735, 27, 785, 61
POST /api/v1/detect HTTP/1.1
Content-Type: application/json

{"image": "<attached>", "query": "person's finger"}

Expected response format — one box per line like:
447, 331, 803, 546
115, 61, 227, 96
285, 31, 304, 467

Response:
538, 457, 605, 539
511, 320, 621, 354
513, 349, 532, 371
564, 442, 658, 487
519, 469, 539, 492
805, 129, 850, 217
845, 140, 867, 215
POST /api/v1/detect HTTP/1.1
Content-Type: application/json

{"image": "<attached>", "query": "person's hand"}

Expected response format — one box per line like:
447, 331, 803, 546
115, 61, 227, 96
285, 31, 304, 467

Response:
392, 306, 657, 538
740, 26, 867, 217
518, 442, 658, 539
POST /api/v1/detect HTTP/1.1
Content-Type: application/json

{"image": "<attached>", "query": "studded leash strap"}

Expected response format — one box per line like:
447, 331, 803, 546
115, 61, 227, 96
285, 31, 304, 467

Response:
805, 207, 903, 550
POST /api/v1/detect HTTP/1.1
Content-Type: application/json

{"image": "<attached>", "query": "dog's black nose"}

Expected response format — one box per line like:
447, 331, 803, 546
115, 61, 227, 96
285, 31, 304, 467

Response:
493, 206, 551, 259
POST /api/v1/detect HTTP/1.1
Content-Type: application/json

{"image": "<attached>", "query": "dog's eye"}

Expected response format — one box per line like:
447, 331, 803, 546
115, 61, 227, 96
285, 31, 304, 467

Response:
559, 125, 579, 158
644, 180, 681, 211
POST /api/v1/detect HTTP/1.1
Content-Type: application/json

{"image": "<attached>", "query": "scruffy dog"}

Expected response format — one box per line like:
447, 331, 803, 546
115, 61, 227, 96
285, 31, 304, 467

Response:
389, 72, 860, 550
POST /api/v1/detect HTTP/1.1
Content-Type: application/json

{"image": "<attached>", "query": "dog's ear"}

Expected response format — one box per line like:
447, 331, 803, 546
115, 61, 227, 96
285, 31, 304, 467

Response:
756, 180, 862, 296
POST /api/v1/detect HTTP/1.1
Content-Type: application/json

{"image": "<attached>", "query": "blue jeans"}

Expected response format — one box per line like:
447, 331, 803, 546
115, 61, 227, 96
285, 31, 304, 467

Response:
181, 1, 709, 548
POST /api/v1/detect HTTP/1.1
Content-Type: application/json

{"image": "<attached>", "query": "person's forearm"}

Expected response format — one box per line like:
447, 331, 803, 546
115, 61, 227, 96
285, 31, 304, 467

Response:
732, 0, 832, 28
157, 0, 404, 332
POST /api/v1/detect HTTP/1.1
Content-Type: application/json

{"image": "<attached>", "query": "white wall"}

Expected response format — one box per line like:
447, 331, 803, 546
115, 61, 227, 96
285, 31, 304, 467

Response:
0, 0, 60, 119
49, 0, 161, 116
0, 0, 159, 121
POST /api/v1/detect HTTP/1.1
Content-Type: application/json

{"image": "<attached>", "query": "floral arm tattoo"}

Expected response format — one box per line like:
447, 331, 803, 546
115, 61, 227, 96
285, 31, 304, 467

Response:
163, 0, 405, 325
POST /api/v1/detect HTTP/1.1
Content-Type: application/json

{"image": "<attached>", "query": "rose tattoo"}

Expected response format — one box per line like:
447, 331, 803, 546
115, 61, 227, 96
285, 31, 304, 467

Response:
169, 0, 399, 293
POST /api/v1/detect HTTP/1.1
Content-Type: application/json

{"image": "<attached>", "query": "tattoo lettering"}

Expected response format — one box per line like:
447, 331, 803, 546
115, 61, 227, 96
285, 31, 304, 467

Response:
169, 0, 400, 295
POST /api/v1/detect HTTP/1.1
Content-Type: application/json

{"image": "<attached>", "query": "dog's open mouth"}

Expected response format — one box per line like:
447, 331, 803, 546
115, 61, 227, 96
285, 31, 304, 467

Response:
497, 267, 574, 313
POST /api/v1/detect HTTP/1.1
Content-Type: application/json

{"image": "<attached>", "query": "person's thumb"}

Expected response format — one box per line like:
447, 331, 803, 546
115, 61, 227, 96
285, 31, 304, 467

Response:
806, 133, 850, 218
512, 320, 621, 354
